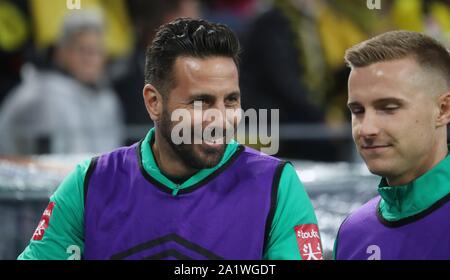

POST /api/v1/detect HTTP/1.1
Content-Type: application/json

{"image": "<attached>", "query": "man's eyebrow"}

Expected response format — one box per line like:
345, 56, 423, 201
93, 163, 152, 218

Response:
225, 91, 241, 98
347, 98, 405, 108
372, 97, 405, 106
189, 91, 241, 100
189, 93, 215, 101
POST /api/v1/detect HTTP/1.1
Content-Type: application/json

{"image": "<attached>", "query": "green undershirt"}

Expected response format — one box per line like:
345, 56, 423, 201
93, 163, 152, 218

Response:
378, 152, 450, 222
333, 150, 450, 259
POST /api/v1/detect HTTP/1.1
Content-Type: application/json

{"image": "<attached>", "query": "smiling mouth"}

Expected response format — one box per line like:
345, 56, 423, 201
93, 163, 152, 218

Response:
192, 134, 226, 146
203, 137, 224, 145
361, 144, 392, 150
193, 128, 230, 145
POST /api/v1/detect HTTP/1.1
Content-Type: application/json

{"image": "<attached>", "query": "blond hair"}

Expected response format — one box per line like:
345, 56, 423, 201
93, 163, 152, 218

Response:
345, 30, 450, 89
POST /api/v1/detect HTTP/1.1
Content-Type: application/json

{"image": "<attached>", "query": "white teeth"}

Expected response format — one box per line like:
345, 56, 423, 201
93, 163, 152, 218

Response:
204, 137, 223, 144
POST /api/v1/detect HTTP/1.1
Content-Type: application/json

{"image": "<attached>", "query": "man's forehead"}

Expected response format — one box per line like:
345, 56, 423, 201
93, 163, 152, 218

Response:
348, 58, 426, 101
350, 57, 421, 81
175, 56, 238, 77
172, 56, 239, 91
164, 58, 238, 102
348, 74, 400, 102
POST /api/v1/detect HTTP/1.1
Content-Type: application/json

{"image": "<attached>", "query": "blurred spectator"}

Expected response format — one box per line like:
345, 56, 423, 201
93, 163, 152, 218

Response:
112, 0, 200, 139
202, 0, 262, 36
341, 0, 450, 45
329, 0, 392, 36
0, 0, 30, 105
0, 10, 124, 155
390, 0, 450, 46
239, 0, 367, 160
241, 0, 367, 124
29, 0, 133, 59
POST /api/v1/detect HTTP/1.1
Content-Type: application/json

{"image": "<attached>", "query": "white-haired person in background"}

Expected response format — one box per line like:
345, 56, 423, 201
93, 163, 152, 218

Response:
0, 9, 124, 155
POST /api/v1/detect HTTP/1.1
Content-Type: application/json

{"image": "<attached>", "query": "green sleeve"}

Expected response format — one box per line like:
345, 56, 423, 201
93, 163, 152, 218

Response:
263, 163, 319, 260
17, 159, 90, 260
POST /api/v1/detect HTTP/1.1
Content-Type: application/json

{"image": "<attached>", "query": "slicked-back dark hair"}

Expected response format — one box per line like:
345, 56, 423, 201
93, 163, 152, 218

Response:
145, 17, 241, 95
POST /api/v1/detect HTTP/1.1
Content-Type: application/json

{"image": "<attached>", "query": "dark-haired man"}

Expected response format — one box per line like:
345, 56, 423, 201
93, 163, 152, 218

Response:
334, 30, 450, 260
19, 18, 321, 260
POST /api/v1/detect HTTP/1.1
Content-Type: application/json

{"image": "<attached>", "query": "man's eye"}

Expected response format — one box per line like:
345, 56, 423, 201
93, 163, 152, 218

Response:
349, 107, 364, 115
384, 106, 398, 110
383, 106, 399, 112
226, 97, 238, 104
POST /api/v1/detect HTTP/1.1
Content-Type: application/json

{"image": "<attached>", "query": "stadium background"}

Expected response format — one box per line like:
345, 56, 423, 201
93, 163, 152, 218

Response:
1, 0, 449, 259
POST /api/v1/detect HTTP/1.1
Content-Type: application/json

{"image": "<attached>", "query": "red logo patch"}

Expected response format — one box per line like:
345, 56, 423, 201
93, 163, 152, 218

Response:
32, 202, 55, 241
294, 224, 323, 260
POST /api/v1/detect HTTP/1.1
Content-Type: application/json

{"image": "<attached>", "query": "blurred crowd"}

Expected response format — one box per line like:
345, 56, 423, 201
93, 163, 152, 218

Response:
0, 0, 449, 160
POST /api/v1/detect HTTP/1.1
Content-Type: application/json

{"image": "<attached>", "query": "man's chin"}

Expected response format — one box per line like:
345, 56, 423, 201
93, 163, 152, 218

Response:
195, 144, 226, 167
173, 143, 226, 170
199, 141, 226, 152
365, 161, 393, 178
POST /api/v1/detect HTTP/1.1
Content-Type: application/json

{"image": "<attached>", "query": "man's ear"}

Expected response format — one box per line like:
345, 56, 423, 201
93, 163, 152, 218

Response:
436, 92, 450, 127
143, 84, 163, 122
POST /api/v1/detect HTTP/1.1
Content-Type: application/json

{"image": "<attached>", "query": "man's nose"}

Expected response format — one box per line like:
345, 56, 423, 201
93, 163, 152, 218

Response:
202, 103, 225, 126
356, 112, 380, 138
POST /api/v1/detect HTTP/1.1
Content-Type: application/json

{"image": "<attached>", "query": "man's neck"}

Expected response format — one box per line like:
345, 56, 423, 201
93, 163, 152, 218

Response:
152, 132, 198, 178
386, 143, 449, 186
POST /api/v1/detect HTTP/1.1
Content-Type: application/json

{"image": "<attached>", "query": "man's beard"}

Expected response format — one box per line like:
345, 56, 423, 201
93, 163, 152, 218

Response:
158, 108, 227, 170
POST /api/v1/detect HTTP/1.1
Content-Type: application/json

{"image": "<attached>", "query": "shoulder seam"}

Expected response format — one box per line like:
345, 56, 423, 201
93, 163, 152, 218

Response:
240, 146, 281, 163
83, 156, 99, 208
